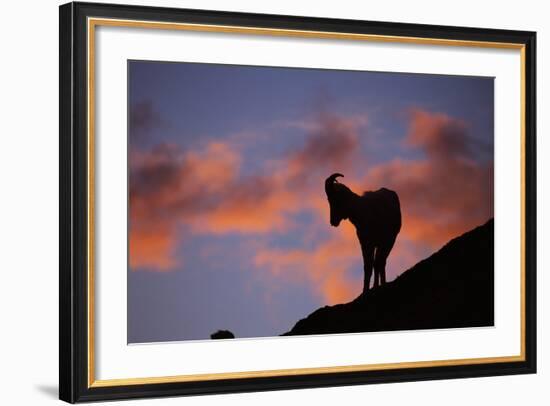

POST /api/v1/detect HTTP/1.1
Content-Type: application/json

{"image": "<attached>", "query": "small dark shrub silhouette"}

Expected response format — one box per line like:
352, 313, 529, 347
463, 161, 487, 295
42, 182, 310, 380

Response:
210, 330, 235, 339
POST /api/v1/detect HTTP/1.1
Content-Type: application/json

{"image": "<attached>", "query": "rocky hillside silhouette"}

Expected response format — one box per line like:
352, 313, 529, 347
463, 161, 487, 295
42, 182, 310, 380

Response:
283, 219, 494, 336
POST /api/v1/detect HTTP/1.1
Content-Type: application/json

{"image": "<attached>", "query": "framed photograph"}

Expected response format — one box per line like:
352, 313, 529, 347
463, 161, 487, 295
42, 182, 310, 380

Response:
59, 2, 536, 403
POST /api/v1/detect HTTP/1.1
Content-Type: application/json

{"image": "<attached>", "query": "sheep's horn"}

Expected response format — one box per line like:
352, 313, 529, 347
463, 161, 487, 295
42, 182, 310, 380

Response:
325, 173, 344, 194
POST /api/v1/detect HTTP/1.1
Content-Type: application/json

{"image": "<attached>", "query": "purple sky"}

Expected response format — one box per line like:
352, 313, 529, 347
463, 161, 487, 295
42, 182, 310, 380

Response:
128, 60, 494, 343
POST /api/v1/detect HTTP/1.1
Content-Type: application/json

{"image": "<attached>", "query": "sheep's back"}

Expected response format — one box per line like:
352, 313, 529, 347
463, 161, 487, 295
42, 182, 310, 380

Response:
360, 188, 402, 237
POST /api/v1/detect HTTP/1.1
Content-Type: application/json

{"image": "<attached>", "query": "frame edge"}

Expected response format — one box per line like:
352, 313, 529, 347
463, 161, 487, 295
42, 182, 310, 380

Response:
524, 30, 537, 375
59, 1, 76, 403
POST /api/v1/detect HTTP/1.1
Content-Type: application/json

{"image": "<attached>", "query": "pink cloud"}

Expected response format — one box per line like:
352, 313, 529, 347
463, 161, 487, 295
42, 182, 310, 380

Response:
129, 112, 363, 271
254, 221, 361, 304
365, 109, 493, 247
253, 108, 493, 303
129, 141, 242, 270
129, 107, 492, 308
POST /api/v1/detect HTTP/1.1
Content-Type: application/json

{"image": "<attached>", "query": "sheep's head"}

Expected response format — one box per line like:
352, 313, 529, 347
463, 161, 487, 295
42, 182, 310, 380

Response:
325, 173, 350, 227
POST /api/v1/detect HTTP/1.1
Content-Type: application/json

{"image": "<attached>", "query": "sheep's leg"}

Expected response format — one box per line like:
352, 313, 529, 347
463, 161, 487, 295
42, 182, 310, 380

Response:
373, 246, 382, 288
373, 247, 381, 288
360, 239, 375, 294
374, 239, 395, 288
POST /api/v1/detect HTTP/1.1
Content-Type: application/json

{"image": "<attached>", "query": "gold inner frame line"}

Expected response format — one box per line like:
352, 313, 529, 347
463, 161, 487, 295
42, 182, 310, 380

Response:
87, 17, 527, 388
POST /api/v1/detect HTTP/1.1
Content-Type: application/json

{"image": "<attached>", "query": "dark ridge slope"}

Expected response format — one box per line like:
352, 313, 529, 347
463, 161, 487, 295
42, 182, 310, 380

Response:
284, 219, 494, 336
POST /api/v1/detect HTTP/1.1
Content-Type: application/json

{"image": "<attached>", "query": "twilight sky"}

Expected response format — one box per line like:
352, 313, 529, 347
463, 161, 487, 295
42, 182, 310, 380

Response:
127, 60, 494, 343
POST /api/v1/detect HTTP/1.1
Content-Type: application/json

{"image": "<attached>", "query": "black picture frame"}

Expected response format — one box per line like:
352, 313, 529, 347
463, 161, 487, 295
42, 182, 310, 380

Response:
59, 1, 536, 403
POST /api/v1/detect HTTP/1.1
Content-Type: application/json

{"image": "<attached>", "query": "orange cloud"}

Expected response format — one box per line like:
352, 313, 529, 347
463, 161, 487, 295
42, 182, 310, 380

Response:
322, 271, 358, 304
253, 108, 493, 303
130, 112, 363, 271
188, 177, 297, 234
254, 221, 361, 304
364, 109, 493, 248
129, 223, 178, 271
130, 106, 492, 310
129, 141, 242, 270
406, 108, 471, 160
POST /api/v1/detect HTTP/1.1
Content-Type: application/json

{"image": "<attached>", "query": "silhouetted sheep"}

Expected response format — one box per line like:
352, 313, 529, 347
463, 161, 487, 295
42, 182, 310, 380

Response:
325, 173, 401, 294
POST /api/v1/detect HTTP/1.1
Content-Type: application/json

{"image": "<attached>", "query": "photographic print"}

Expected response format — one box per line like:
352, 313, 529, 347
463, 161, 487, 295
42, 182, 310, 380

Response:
60, 4, 536, 401
128, 60, 494, 344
